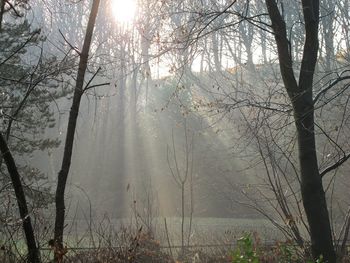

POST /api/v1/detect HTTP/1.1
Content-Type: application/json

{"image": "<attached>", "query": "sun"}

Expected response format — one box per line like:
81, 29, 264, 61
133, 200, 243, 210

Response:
111, 0, 137, 24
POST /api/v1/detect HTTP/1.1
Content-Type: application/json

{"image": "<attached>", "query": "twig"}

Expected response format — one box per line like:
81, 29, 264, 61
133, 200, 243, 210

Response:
59, 29, 81, 55
320, 153, 350, 178
83, 67, 101, 91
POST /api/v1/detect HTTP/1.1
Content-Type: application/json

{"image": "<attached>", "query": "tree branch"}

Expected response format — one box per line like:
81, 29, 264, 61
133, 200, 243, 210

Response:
59, 29, 81, 55
313, 71, 350, 104
320, 153, 350, 178
83, 67, 101, 91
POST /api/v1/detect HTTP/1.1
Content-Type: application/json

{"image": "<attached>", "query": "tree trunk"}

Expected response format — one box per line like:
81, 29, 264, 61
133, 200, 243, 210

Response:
294, 94, 335, 262
0, 0, 5, 31
260, 29, 268, 64
0, 133, 41, 263
212, 32, 221, 72
265, 0, 336, 261
181, 183, 185, 255
320, 0, 335, 72
54, 0, 100, 253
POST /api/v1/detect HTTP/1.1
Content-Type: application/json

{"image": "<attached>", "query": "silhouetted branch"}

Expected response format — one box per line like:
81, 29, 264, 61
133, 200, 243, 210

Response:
320, 153, 350, 178
59, 29, 81, 55
313, 70, 350, 104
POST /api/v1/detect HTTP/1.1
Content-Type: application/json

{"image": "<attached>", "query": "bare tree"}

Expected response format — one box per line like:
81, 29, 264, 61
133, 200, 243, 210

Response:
264, 1, 335, 261
166, 120, 194, 258
54, 0, 101, 258
167, 0, 350, 261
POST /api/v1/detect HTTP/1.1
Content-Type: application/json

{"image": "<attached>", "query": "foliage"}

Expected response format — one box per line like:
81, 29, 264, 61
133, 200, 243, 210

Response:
0, 20, 71, 206
230, 234, 329, 263
231, 233, 259, 263
0, 17, 73, 257
0, 20, 72, 157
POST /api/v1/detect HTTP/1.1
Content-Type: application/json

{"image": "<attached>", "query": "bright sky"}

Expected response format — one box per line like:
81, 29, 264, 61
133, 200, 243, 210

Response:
111, 0, 137, 24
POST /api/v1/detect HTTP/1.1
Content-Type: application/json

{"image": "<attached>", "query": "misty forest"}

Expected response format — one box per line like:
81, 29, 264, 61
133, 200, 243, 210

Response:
1, 0, 350, 262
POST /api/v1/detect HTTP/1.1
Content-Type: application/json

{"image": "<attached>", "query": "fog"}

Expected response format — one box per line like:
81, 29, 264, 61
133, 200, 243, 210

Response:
1, 1, 350, 260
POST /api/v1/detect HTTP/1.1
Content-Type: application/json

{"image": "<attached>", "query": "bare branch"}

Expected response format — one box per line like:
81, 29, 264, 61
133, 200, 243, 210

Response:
4, 0, 22, 17
84, 82, 110, 91
59, 29, 81, 55
320, 153, 350, 178
313, 70, 350, 104
83, 67, 101, 92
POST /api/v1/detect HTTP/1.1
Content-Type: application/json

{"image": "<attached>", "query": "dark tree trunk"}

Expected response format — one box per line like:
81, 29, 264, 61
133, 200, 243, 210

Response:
294, 93, 335, 261
54, 0, 100, 253
265, 0, 336, 261
0, 133, 41, 263
0, 0, 5, 30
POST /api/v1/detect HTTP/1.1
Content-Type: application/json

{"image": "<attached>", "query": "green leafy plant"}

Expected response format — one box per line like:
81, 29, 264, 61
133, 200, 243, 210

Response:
306, 255, 324, 263
231, 234, 259, 263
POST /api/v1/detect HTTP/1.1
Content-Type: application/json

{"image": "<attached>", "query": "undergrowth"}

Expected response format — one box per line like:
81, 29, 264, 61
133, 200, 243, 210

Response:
1, 224, 349, 262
